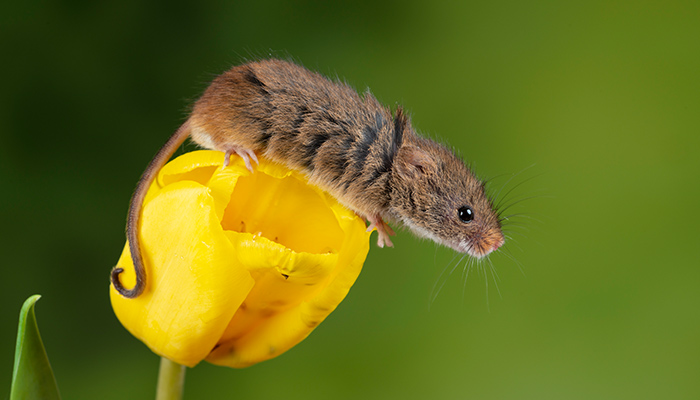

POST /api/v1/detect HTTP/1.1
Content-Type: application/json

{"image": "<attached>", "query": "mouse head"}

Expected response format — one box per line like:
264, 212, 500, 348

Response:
389, 139, 504, 258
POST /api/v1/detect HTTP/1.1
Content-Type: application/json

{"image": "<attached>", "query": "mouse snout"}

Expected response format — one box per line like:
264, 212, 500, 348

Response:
491, 234, 505, 252
481, 231, 504, 257
465, 228, 504, 258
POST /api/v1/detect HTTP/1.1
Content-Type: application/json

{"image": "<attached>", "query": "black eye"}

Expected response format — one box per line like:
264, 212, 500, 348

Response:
458, 206, 474, 223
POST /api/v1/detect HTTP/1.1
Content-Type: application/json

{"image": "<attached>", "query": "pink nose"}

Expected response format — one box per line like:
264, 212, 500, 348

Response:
492, 237, 505, 252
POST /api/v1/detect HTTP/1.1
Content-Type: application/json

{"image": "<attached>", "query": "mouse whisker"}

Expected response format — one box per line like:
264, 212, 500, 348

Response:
460, 254, 474, 304
493, 171, 544, 211
499, 213, 543, 224
487, 257, 502, 300
491, 163, 537, 209
497, 194, 545, 217
501, 224, 535, 236
500, 247, 526, 276
479, 259, 490, 312
482, 171, 514, 189
497, 189, 549, 213
429, 251, 463, 309
501, 233, 526, 250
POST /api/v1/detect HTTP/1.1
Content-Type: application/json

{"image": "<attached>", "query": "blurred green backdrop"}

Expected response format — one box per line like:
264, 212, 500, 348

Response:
1, 0, 699, 399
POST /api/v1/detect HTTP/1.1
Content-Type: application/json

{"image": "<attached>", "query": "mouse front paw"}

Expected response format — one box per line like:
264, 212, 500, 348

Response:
366, 215, 395, 248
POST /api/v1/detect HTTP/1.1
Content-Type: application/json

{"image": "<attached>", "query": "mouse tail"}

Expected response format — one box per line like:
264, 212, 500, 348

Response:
111, 120, 192, 298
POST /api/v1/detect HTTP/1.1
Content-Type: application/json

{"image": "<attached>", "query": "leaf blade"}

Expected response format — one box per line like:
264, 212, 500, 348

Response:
10, 295, 62, 400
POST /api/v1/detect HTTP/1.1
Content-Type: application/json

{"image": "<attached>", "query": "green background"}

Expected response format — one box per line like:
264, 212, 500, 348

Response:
1, 1, 699, 399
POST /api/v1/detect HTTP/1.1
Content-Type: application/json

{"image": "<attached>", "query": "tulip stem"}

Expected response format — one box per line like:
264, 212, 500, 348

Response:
156, 357, 186, 400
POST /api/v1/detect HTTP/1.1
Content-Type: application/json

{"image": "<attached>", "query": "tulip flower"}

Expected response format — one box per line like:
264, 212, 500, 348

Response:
110, 150, 371, 368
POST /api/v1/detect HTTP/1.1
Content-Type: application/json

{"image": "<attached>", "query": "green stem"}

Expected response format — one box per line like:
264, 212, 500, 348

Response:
156, 357, 186, 400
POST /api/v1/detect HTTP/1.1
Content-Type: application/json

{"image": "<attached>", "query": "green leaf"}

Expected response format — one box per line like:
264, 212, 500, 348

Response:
10, 295, 61, 400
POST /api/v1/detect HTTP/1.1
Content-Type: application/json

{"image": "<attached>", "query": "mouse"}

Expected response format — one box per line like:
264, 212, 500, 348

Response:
111, 58, 505, 298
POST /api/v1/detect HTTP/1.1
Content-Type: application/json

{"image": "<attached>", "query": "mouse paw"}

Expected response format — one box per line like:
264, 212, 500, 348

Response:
224, 146, 259, 173
366, 215, 395, 248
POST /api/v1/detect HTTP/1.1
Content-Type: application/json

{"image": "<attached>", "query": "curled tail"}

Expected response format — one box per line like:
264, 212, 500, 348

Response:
111, 120, 192, 298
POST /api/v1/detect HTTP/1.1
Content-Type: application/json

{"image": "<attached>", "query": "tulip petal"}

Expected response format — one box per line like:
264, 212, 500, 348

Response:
111, 180, 255, 367
206, 219, 369, 368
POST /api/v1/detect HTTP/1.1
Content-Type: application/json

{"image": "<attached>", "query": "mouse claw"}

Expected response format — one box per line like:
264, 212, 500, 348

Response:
224, 146, 259, 173
376, 231, 394, 248
366, 215, 394, 248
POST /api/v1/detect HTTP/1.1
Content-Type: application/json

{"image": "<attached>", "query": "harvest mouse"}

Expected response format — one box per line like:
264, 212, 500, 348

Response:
111, 59, 505, 298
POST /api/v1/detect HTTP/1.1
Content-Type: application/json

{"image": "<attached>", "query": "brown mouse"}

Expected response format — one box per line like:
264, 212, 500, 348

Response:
111, 59, 505, 298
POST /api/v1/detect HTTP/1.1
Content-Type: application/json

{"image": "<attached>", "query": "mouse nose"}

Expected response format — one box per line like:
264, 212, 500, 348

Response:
491, 235, 505, 252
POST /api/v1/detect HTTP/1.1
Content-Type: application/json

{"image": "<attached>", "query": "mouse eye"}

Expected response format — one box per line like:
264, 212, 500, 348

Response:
458, 206, 474, 223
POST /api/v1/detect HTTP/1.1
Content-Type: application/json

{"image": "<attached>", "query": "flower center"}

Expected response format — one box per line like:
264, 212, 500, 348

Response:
221, 172, 345, 254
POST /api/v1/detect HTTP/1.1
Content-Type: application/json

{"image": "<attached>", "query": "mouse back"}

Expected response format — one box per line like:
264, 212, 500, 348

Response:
189, 59, 403, 220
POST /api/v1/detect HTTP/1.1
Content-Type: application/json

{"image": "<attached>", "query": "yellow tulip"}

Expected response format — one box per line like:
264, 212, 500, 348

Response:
110, 150, 371, 368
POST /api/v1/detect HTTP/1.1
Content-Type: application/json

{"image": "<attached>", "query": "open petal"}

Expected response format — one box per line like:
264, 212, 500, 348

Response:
205, 159, 371, 368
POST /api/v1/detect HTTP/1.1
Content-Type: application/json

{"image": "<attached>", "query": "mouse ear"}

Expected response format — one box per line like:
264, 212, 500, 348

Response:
395, 145, 437, 180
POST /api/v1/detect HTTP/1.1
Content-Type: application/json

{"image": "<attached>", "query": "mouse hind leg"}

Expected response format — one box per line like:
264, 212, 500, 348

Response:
190, 125, 259, 173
